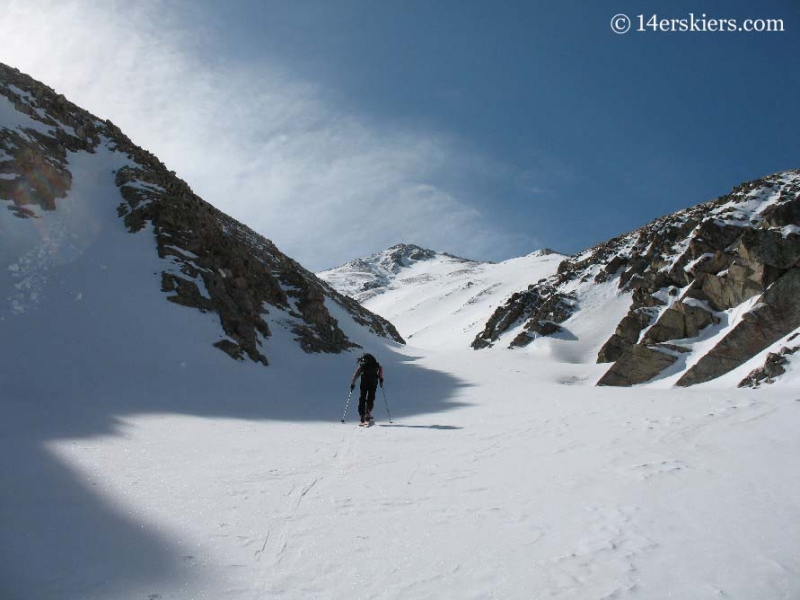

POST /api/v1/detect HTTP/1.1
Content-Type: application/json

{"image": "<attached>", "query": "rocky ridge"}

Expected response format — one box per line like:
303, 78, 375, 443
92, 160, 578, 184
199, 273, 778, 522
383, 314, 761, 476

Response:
0, 62, 403, 364
473, 171, 800, 387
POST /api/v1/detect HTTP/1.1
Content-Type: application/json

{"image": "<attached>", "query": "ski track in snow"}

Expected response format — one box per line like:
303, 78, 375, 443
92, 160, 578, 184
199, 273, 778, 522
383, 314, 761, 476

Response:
69, 363, 791, 600
8, 335, 800, 600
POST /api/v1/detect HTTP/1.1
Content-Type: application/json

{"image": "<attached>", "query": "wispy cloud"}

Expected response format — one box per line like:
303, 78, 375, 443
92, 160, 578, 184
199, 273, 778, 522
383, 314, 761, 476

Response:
0, 0, 537, 269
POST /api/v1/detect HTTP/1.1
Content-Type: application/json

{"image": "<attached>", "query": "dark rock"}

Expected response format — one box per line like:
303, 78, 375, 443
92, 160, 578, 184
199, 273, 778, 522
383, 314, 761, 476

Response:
0, 129, 72, 212
734, 228, 800, 271
762, 196, 800, 228
597, 307, 657, 363
678, 268, 800, 386
643, 302, 719, 344
471, 282, 575, 349
738, 345, 799, 388
213, 339, 251, 362
597, 345, 678, 386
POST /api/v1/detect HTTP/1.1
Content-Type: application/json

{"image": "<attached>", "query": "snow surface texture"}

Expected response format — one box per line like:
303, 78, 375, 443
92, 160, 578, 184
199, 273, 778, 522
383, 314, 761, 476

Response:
6, 346, 800, 600
3, 77, 800, 599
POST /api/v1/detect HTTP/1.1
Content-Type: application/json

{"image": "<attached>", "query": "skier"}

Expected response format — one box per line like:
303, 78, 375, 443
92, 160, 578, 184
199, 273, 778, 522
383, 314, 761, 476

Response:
350, 353, 384, 426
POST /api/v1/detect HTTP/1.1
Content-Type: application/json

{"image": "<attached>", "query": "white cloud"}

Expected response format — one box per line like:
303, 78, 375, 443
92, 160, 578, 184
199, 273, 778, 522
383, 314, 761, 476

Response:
0, 0, 535, 269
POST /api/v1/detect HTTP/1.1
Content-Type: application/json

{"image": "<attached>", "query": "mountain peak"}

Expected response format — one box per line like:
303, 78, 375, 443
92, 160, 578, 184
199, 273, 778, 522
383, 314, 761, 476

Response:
318, 243, 479, 302
383, 243, 438, 267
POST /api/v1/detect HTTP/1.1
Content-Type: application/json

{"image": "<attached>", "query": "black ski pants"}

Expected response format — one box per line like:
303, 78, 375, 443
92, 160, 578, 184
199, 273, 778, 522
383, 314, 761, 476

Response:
358, 376, 378, 420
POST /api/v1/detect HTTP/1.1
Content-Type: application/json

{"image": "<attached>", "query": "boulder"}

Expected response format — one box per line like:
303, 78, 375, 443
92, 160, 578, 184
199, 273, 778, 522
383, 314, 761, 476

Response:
734, 228, 800, 271
762, 196, 800, 228
738, 344, 799, 388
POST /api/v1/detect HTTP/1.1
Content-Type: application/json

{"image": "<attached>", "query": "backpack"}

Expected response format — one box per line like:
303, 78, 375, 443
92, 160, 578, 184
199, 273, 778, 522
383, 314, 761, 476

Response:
358, 353, 381, 377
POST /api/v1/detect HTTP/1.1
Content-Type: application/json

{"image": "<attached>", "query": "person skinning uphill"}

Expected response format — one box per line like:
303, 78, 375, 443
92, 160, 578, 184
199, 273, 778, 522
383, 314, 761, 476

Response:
350, 353, 384, 426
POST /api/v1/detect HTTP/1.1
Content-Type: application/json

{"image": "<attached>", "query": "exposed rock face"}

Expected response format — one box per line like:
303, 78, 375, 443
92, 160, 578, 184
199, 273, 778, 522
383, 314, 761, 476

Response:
0, 62, 403, 364
677, 268, 800, 385
0, 129, 72, 216
473, 168, 800, 387
597, 173, 800, 386
471, 281, 575, 349
596, 344, 679, 387
642, 302, 720, 345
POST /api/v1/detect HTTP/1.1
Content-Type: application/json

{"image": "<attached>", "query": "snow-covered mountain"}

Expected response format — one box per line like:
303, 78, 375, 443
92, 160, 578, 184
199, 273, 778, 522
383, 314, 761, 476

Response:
4, 63, 800, 600
0, 62, 403, 368
319, 243, 479, 302
324, 174, 800, 388
319, 245, 565, 349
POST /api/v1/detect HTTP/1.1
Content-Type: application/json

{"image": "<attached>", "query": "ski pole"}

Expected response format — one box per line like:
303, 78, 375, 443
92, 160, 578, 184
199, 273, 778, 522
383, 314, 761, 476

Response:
381, 384, 393, 423
341, 388, 354, 423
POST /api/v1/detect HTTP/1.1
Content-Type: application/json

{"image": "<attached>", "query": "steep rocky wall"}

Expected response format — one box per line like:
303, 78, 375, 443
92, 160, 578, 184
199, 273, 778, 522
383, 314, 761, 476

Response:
472, 168, 800, 387
600, 173, 800, 387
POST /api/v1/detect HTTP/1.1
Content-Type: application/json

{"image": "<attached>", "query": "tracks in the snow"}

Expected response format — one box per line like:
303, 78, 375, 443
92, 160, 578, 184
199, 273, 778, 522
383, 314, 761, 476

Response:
254, 425, 365, 595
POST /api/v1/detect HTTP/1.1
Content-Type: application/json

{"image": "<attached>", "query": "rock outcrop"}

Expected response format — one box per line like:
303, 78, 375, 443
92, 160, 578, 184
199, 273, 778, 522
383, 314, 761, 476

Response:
738, 334, 799, 388
472, 168, 800, 387
471, 280, 575, 349
596, 173, 800, 386
0, 62, 403, 365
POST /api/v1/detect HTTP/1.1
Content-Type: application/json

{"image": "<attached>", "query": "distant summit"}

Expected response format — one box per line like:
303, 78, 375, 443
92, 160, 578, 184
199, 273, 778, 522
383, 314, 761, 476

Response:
318, 243, 480, 302
319, 244, 564, 348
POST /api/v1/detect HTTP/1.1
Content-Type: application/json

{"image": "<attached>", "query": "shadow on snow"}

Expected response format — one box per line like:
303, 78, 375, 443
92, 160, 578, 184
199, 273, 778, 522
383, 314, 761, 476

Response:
1, 330, 469, 599
378, 424, 464, 430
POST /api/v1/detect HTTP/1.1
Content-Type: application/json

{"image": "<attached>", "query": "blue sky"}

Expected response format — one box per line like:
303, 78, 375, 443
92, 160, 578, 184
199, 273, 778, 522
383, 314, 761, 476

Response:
2, 1, 799, 269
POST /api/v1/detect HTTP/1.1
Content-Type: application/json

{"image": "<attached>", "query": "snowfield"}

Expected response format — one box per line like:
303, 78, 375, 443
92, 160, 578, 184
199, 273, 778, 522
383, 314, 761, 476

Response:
8, 345, 800, 600
321, 248, 566, 351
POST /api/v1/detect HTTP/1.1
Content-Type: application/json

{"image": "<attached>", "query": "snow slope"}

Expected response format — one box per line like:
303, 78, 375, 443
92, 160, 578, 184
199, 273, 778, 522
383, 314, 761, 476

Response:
321, 248, 565, 350
11, 344, 800, 600
318, 244, 462, 303
0, 64, 418, 598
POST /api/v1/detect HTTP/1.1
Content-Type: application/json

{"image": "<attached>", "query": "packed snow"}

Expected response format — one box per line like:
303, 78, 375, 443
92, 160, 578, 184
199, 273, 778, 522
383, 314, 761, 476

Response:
3, 91, 800, 600
5, 338, 800, 600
